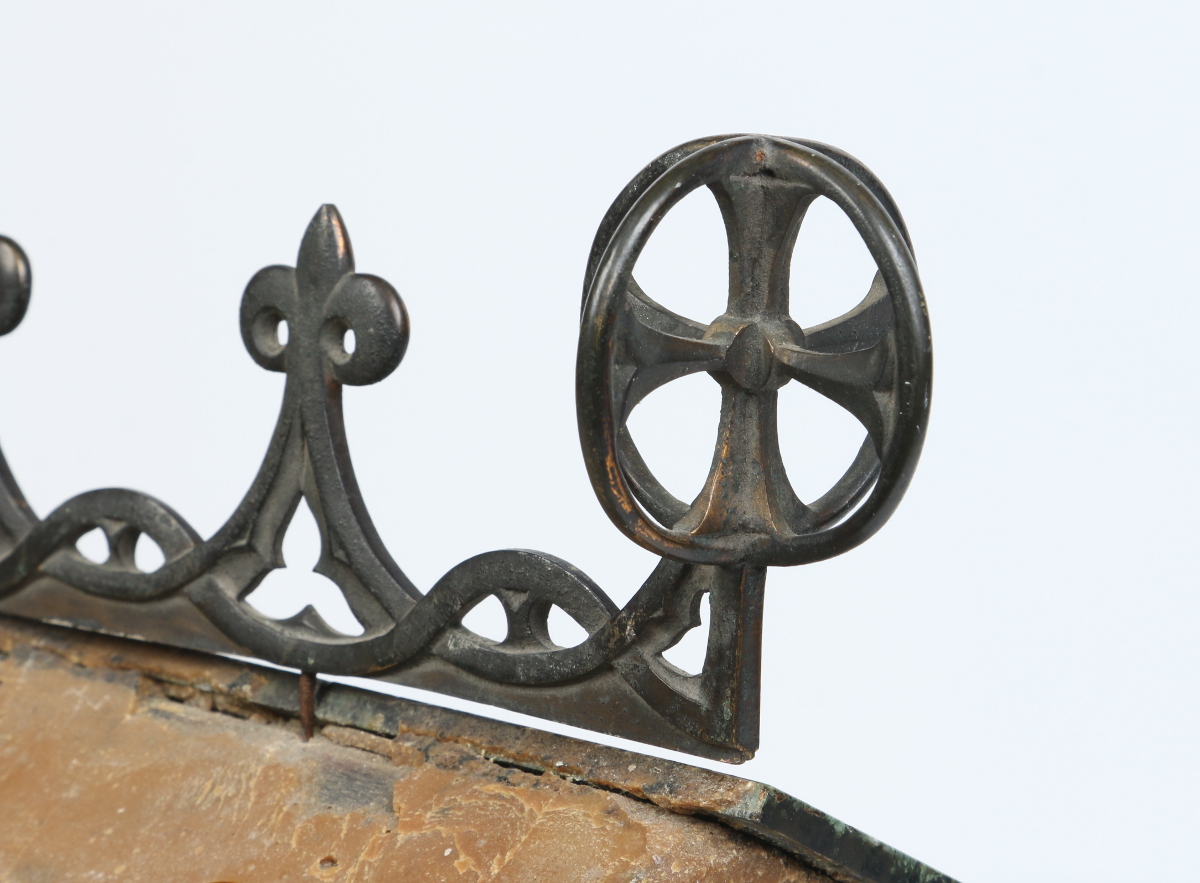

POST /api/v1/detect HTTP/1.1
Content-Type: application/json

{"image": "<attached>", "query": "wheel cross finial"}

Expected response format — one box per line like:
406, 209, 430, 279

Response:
578, 135, 932, 567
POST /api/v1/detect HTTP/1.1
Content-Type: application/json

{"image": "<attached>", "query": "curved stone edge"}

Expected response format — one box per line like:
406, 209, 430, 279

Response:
0, 612, 958, 883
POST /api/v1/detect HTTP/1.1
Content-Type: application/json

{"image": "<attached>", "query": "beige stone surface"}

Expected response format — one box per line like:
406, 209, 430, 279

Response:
0, 624, 826, 882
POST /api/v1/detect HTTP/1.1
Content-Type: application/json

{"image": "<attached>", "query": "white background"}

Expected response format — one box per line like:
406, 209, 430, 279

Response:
2, 2, 1197, 880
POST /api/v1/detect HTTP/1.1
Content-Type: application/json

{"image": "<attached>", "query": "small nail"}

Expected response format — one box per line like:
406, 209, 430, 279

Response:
299, 671, 317, 741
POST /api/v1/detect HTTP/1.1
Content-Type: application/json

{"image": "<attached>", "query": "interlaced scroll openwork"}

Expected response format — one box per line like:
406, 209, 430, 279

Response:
0, 135, 931, 762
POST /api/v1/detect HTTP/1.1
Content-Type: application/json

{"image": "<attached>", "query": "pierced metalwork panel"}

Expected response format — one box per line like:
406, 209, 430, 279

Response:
0, 135, 932, 762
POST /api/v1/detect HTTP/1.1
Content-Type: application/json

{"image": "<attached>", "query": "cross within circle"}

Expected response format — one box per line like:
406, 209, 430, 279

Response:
577, 135, 932, 569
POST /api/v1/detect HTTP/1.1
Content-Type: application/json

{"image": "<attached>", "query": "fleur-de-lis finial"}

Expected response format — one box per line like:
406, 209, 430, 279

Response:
240, 205, 409, 386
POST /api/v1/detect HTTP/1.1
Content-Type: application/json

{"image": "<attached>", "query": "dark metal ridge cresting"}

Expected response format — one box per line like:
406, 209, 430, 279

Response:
0, 135, 932, 763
